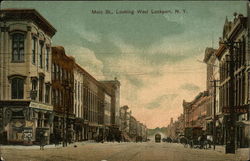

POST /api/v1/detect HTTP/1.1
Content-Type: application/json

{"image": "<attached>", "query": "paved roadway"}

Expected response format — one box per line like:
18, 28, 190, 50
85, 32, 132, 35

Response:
0, 141, 248, 161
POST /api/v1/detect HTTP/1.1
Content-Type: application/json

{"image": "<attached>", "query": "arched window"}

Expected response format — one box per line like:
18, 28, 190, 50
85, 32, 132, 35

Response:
12, 33, 25, 62
11, 78, 24, 99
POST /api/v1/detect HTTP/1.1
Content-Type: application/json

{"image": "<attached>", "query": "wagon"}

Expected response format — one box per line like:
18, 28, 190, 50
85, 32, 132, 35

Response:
184, 127, 204, 148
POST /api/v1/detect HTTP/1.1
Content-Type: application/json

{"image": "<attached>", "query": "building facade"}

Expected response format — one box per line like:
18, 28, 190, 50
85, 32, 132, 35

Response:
100, 79, 121, 140
0, 9, 56, 144
203, 47, 223, 144
51, 46, 74, 145
183, 91, 209, 131
216, 13, 249, 148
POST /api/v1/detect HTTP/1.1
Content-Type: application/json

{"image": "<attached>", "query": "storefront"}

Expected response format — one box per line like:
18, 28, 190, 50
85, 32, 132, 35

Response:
0, 101, 53, 145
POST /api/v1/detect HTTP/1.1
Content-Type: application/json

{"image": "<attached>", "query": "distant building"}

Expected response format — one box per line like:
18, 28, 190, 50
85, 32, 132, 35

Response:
183, 91, 209, 131
100, 79, 121, 133
203, 47, 222, 142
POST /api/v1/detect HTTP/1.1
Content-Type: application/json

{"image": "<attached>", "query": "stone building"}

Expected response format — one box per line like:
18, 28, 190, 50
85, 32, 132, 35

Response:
0, 9, 56, 144
102, 91, 112, 140
51, 46, 74, 145
141, 124, 147, 142
100, 79, 121, 140
216, 13, 249, 148
203, 47, 222, 143
119, 105, 131, 141
72, 63, 85, 142
129, 115, 137, 141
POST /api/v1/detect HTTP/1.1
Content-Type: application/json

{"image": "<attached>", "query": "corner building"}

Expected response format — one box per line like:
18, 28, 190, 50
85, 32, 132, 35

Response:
0, 9, 56, 144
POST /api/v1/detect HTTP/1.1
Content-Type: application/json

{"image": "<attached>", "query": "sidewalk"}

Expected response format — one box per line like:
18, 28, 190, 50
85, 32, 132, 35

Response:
0, 140, 97, 150
208, 145, 250, 160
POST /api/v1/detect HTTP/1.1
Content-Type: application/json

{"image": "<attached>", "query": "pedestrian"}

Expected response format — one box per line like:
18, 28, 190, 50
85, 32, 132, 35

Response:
40, 131, 47, 150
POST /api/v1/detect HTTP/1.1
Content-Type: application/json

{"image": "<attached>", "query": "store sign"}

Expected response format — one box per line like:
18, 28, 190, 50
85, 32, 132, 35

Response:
29, 102, 53, 111
222, 107, 248, 114
13, 121, 24, 128
23, 128, 33, 140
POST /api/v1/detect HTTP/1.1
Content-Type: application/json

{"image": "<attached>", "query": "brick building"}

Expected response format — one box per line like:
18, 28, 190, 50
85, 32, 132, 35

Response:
216, 13, 249, 148
51, 46, 74, 145
183, 91, 209, 132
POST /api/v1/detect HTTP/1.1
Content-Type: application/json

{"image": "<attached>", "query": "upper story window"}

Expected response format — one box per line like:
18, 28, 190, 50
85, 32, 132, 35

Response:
58, 66, 61, 81
39, 41, 44, 68
45, 84, 50, 104
32, 37, 36, 64
52, 63, 54, 81
46, 47, 49, 71
11, 78, 24, 99
12, 33, 24, 62
39, 76, 44, 102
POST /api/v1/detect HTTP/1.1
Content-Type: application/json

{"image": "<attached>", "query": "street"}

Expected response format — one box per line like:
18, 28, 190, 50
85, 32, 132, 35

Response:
0, 141, 248, 161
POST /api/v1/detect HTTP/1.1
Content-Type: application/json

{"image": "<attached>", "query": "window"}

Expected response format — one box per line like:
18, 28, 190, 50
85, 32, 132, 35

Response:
58, 66, 61, 81
55, 89, 59, 105
32, 37, 36, 64
39, 76, 44, 102
52, 64, 54, 80
78, 82, 80, 100
75, 81, 77, 99
11, 78, 24, 99
248, 72, 250, 103
12, 33, 24, 62
31, 79, 37, 90
52, 89, 56, 105
54, 64, 57, 80
45, 85, 50, 103
46, 48, 49, 71
31, 78, 38, 100
39, 41, 44, 68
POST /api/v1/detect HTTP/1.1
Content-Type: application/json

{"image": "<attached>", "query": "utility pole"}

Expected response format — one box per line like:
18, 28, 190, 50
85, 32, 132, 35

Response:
211, 79, 219, 150
224, 40, 239, 154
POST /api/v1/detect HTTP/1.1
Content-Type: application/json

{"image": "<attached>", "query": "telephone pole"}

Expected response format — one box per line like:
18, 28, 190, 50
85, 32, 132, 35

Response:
211, 79, 219, 150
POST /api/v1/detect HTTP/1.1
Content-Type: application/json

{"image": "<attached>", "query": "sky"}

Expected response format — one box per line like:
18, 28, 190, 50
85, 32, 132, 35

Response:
2, 1, 247, 128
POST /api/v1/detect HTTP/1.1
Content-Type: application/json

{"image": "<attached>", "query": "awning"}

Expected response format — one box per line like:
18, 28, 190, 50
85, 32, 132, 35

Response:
236, 121, 250, 126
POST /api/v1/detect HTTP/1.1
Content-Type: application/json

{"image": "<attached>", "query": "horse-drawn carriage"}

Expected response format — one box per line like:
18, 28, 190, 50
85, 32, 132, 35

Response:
180, 127, 212, 149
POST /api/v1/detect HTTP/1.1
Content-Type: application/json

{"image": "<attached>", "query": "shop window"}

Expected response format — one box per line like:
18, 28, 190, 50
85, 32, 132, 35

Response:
12, 110, 24, 119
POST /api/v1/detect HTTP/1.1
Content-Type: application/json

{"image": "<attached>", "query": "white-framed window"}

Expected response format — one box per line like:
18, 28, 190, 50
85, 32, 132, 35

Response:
45, 47, 49, 71
32, 37, 36, 64
39, 41, 44, 68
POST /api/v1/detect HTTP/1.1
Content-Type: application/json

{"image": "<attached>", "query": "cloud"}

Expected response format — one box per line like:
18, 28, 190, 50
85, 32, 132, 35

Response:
70, 24, 101, 43
65, 45, 105, 80
146, 94, 178, 109
180, 83, 201, 91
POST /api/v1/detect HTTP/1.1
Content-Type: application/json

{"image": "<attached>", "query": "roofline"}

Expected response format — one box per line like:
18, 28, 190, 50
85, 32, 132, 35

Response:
1, 8, 57, 37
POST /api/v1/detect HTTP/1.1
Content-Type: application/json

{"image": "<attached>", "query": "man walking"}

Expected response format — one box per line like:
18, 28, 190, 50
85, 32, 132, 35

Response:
40, 131, 46, 150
